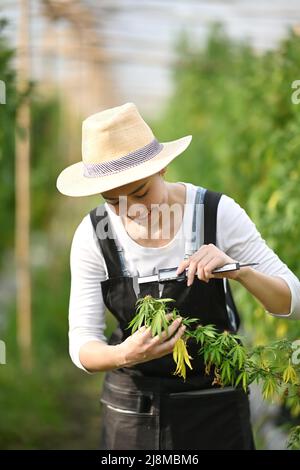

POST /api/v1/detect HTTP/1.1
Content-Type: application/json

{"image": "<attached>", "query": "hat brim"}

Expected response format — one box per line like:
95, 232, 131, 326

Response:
56, 135, 192, 197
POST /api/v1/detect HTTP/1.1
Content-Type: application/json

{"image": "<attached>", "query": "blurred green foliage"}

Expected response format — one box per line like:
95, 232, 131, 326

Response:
30, 93, 64, 230
152, 23, 300, 346
0, 19, 20, 263
0, 19, 104, 449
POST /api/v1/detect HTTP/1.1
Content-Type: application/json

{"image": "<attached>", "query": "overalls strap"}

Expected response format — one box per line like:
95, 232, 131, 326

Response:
184, 185, 206, 257
204, 189, 222, 245
202, 188, 240, 331
89, 205, 125, 278
186, 188, 239, 332
184, 186, 222, 257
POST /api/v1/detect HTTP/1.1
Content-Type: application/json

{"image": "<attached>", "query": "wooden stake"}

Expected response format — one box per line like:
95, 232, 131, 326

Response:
15, 0, 32, 370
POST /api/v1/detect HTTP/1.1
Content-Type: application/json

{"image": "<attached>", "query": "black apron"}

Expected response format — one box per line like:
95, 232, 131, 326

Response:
90, 186, 255, 450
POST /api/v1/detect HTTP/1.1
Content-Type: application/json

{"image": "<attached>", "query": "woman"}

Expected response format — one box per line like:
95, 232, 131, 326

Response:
56, 102, 300, 450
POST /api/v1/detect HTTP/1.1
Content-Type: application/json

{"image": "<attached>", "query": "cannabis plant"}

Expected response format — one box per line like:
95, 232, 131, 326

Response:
126, 295, 198, 380
127, 295, 300, 449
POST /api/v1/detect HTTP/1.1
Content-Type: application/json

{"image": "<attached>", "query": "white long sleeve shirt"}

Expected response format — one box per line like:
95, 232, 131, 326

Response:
68, 181, 300, 372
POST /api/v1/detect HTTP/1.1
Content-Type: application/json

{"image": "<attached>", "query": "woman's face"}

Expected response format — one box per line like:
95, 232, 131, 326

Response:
101, 171, 168, 221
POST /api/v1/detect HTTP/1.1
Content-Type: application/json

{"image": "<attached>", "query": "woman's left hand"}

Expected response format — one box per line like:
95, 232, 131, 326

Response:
176, 244, 240, 286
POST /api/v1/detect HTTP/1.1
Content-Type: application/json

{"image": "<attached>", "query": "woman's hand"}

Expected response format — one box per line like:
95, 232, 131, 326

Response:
176, 243, 240, 286
117, 313, 186, 368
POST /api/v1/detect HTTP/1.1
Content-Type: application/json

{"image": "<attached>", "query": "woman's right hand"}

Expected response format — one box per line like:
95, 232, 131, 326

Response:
116, 313, 186, 368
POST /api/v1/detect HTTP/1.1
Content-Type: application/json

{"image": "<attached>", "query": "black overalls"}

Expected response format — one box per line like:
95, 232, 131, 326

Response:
89, 186, 255, 450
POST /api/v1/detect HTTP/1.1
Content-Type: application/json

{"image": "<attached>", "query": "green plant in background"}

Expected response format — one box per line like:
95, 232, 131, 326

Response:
0, 17, 100, 450
287, 425, 300, 450
127, 295, 300, 449
149, 25, 300, 432
152, 22, 300, 344
0, 19, 34, 267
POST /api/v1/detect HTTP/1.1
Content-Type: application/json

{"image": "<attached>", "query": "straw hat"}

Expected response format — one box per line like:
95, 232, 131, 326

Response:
56, 102, 192, 197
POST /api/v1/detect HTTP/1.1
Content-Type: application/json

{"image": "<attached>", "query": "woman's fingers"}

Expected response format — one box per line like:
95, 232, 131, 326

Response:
149, 316, 183, 345
124, 313, 186, 366
196, 253, 215, 283
204, 256, 226, 278
137, 325, 147, 333
177, 246, 209, 283
140, 312, 175, 339
176, 259, 190, 276
186, 259, 198, 286
155, 323, 186, 356
176, 244, 239, 286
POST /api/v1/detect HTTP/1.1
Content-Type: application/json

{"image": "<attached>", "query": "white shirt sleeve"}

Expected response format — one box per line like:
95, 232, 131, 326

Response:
68, 214, 108, 373
216, 194, 300, 319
